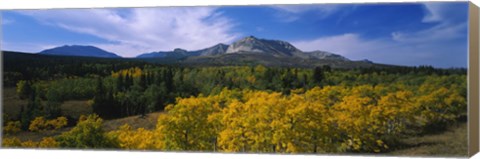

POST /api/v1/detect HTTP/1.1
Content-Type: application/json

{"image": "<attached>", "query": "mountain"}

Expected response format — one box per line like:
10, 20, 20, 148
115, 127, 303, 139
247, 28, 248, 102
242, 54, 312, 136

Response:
136, 43, 230, 59
225, 36, 304, 57
39, 36, 366, 68
136, 36, 349, 60
193, 43, 229, 56
133, 36, 360, 68
39, 45, 121, 58
136, 48, 189, 59
224, 36, 350, 61
136, 51, 169, 58
305, 50, 350, 61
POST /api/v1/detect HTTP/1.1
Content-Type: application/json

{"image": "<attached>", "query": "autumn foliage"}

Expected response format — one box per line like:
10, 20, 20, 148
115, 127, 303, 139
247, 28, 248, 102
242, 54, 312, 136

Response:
107, 73, 465, 153
28, 116, 68, 132
2, 66, 466, 154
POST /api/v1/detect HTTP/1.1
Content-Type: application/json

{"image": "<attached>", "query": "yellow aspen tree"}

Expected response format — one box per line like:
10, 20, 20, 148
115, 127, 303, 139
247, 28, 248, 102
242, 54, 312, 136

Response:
158, 95, 221, 151
218, 100, 251, 152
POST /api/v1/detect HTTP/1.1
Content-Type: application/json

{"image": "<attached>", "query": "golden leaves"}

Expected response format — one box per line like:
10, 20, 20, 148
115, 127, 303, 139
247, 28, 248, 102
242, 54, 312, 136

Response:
3, 121, 21, 135
29, 116, 68, 132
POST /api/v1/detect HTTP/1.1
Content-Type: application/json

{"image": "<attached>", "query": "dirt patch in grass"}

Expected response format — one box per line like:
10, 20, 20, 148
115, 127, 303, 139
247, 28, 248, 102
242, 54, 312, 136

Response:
60, 100, 92, 119
102, 112, 164, 131
2, 87, 91, 120
3, 127, 73, 142
2, 87, 28, 120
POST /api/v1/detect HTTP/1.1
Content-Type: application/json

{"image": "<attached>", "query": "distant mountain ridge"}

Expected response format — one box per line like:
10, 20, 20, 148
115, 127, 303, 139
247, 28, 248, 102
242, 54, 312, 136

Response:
306, 50, 350, 61
38, 36, 371, 68
39, 45, 121, 58
136, 44, 230, 59
137, 48, 190, 59
135, 36, 351, 61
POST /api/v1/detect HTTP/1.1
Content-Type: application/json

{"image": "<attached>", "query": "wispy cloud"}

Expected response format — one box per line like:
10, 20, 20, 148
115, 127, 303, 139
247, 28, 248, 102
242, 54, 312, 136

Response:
422, 3, 444, 23
272, 4, 343, 22
292, 33, 396, 62
391, 22, 467, 43
421, 2, 466, 23
17, 7, 239, 57
1, 18, 14, 25
392, 2, 467, 44
293, 33, 388, 58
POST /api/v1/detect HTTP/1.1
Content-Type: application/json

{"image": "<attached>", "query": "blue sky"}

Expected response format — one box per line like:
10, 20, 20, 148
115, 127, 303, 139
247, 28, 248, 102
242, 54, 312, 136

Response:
1, 2, 468, 68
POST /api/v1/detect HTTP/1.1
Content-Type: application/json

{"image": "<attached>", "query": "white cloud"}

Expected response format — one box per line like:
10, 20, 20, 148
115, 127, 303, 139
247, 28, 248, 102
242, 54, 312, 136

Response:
272, 4, 342, 22
392, 2, 467, 44
17, 7, 238, 57
292, 3, 469, 68
293, 33, 388, 59
391, 22, 467, 43
292, 34, 399, 62
422, 3, 444, 23
421, 2, 466, 23
292, 32, 467, 68
274, 4, 339, 14
271, 2, 468, 67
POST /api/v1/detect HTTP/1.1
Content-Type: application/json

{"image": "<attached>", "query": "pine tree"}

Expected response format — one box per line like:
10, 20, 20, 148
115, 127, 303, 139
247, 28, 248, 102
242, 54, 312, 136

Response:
139, 73, 147, 91
164, 68, 174, 93
92, 78, 108, 118
117, 74, 124, 91
313, 67, 324, 86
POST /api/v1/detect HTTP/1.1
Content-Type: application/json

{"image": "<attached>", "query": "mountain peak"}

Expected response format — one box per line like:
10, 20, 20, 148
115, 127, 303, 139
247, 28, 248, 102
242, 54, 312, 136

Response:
360, 59, 373, 63
173, 48, 187, 53
226, 36, 302, 57
215, 43, 229, 47
239, 35, 259, 42
39, 45, 121, 58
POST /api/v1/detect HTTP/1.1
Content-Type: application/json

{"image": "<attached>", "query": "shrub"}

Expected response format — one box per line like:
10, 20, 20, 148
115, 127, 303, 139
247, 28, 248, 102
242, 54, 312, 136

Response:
38, 137, 59, 148
29, 116, 68, 132
2, 137, 22, 147
4, 121, 21, 134
29, 117, 47, 132
47, 117, 68, 129
20, 140, 38, 148
56, 114, 118, 149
